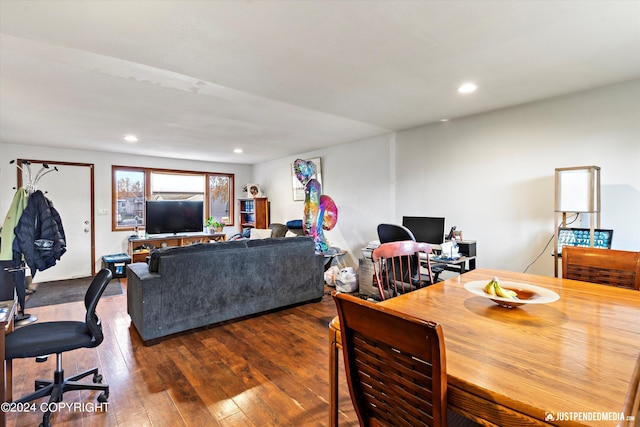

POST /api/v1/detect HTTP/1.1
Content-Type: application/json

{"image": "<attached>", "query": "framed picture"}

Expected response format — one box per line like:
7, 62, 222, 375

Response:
246, 183, 262, 198
292, 157, 322, 201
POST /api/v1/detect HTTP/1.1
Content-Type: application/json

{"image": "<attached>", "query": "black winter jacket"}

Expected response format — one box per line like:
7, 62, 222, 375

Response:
13, 190, 66, 278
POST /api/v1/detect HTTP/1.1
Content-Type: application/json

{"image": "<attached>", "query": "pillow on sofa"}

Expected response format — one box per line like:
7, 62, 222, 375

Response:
250, 228, 273, 239
148, 240, 249, 272
286, 219, 303, 229
148, 243, 213, 272
268, 223, 288, 238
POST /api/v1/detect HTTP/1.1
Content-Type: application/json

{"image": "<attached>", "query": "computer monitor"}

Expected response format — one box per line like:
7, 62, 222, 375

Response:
557, 228, 613, 254
402, 216, 446, 244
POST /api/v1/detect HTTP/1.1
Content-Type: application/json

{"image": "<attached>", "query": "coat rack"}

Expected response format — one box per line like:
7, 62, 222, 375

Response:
10, 159, 58, 194
5, 160, 59, 326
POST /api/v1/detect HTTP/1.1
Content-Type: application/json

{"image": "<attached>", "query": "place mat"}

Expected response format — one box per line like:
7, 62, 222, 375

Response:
26, 276, 123, 308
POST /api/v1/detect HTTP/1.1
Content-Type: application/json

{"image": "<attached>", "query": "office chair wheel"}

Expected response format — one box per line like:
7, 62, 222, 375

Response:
97, 391, 109, 403
93, 373, 103, 383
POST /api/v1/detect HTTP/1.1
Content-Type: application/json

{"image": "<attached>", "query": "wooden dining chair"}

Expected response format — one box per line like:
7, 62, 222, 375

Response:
377, 223, 445, 282
562, 246, 640, 290
623, 352, 640, 427
372, 240, 434, 300
332, 292, 448, 426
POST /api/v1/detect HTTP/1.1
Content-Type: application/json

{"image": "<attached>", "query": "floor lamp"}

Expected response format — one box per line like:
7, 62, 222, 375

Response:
553, 165, 601, 277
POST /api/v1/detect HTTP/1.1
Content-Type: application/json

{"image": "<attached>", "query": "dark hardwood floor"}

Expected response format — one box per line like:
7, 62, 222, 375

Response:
6, 281, 359, 426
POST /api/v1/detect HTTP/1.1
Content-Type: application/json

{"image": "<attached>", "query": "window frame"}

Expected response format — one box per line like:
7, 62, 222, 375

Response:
112, 165, 234, 231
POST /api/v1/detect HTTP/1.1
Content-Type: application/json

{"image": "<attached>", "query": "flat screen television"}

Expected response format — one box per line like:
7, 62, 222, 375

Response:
402, 216, 446, 244
145, 200, 204, 235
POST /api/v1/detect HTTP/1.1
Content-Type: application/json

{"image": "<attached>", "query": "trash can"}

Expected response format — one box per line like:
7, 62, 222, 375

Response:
101, 253, 131, 279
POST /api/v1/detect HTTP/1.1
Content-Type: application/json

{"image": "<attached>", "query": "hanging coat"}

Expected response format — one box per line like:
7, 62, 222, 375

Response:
0, 188, 29, 312
0, 188, 28, 261
13, 190, 66, 278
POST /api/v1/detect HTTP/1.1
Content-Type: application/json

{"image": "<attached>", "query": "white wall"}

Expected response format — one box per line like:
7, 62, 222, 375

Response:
3, 80, 638, 280
0, 143, 252, 274
253, 133, 395, 268
255, 80, 640, 276
396, 80, 639, 275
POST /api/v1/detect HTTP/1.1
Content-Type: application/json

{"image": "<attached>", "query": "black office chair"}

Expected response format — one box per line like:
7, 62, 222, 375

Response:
377, 224, 443, 283
377, 223, 415, 244
5, 268, 113, 427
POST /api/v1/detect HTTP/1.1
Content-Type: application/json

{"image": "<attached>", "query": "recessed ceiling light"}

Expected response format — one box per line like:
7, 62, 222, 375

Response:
123, 135, 138, 142
457, 83, 478, 94
440, 119, 449, 122
234, 148, 243, 154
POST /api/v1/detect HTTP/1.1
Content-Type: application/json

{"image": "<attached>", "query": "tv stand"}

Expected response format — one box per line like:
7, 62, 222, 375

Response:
127, 233, 226, 263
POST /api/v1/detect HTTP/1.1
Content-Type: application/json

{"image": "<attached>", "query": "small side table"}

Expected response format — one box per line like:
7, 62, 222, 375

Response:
1, 298, 18, 427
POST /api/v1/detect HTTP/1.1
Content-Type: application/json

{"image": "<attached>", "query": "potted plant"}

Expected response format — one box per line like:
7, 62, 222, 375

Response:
205, 217, 225, 233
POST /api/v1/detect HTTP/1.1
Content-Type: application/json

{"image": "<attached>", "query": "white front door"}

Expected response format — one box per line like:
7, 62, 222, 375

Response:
21, 161, 94, 282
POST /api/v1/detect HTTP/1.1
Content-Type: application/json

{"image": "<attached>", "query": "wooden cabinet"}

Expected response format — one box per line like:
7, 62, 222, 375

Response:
239, 197, 269, 230
127, 233, 226, 263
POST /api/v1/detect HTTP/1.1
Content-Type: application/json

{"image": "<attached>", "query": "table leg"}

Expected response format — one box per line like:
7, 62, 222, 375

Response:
6, 360, 11, 402
2, 302, 17, 427
1, 362, 5, 427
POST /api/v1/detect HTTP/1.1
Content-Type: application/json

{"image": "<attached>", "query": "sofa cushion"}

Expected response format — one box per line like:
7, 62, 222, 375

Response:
286, 219, 302, 228
250, 228, 273, 239
245, 236, 290, 248
268, 223, 288, 238
148, 240, 248, 272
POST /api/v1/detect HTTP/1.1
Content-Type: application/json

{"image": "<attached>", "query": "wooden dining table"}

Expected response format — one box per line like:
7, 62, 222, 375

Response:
329, 268, 640, 427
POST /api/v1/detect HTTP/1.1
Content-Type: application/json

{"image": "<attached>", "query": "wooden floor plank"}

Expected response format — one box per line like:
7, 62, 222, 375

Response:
5, 284, 359, 426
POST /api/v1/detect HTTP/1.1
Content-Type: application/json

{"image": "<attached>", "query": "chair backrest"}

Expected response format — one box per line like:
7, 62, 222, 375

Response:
372, 240, 433, 300
333, 292, 447, 427
562, 246, 640, 290
377, 223, 416, 244
84, 268, 113, 345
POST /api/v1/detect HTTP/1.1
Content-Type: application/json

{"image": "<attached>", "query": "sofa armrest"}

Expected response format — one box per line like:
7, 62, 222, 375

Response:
127, 262, 161, 281
127, 262, 163, 342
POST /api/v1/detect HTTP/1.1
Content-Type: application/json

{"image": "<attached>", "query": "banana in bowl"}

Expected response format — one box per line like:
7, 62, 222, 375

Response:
464, 278, 559, 308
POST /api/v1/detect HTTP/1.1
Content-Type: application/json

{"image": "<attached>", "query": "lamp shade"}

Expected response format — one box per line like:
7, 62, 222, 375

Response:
555, 166, 600, 213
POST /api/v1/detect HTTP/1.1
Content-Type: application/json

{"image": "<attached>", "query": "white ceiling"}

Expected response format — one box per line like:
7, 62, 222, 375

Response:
1, 1, 639, 164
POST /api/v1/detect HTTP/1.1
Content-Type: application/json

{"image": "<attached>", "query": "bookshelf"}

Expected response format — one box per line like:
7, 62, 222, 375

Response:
239, 197, 269, 230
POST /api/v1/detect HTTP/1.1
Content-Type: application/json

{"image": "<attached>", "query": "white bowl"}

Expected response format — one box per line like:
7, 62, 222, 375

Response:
464, 280, 560, 308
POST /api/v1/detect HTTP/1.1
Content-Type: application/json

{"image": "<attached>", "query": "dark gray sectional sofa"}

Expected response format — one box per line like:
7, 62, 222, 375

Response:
126, 236, 325, 344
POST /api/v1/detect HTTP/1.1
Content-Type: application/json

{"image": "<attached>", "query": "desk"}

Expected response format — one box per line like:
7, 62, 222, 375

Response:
431, 255, 476, 274
1, 298, 17, 427
330, 269, 640, 426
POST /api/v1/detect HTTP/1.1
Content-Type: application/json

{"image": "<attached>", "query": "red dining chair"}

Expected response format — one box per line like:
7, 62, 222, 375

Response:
377, 223, 445, 282
372, 240, 434, 300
